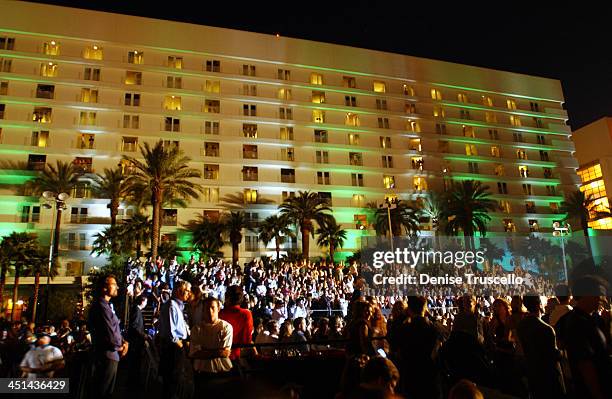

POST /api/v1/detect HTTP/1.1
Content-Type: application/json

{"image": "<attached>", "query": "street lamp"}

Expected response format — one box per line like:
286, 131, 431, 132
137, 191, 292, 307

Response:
38, 191, 69, 323
380, 197, 398, 253
552, 221, 571, 285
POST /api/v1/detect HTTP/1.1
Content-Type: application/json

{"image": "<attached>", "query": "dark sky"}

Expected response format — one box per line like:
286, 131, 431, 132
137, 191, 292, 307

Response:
28, 0, 612, 130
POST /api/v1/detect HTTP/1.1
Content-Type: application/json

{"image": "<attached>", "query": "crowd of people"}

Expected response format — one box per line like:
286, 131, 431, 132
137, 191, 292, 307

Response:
0, 253, 610, 399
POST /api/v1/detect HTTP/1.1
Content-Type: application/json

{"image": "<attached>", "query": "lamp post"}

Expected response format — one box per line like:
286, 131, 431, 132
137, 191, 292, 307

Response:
553, 221, 571, 285
380, 197, 398, 254
39, 191, 69, 323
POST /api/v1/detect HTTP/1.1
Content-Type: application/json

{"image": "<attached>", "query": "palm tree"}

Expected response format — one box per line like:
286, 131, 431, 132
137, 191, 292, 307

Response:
222, 211, 255, 265
316, 218, 348, 264
0, 241, 10, 314
91, 226, 126, 257
220, 191, 275, 211
258, 215, 294, 260
443, 180, 497, 250
27, 160, 80, 260
26, 248, 58, 323
421, 192, 447, 234
279, 191, 334, 258
2, 232, 39, 320
374, 199, 420, 237
123, 141, 203, 259
184, 215, 224, 260
560, 190, 608, 256
121, 213, 152, 259
91, 167, 130, 226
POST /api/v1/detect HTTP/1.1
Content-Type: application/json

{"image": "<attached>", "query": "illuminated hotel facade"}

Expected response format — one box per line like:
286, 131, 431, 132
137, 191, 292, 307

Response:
0, 1, 579, 280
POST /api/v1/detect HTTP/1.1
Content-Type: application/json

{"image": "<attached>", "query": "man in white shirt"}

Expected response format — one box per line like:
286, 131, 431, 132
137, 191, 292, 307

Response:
20, 333, 64, 379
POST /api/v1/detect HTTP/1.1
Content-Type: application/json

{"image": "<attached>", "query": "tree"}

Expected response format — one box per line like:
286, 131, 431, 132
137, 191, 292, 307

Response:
27, 160, 80, 260
220, 191, 275, 211
1, 232, 40, 320
91, 226, 127, 257
25, 248, 58, 323
257, 214, 294, 260
184, 215, 224, 261
123, 141, 203, 259
374, 199, 420, 237
221, 211, 255, 266
443, 180, 497, 250
91, 167, 130, 226
421, 192, 447, 235
477, 238, 506, 272
120, 213, 152, 259
316, 218, 347, 264
279, 191, 334, 259
560, 190, 609, 256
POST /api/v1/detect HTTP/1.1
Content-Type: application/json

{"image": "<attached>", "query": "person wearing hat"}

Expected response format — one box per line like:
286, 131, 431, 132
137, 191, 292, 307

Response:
19, 332, 64, 379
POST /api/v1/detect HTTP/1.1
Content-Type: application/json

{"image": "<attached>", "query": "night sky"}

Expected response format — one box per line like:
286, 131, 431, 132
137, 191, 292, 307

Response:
27, 1, 612, 130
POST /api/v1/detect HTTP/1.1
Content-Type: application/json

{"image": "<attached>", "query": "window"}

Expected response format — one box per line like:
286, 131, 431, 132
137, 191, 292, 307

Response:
377, 117, 390, 129
73, 157, 93, 174
124, 93, 141, 106
243, 104, 257, 116
405, 103, 417, 113
203, 164, 219, 179
119, 159, 136, 175
164, 117, 180, 132
543, 167, 553, 178
533, 118, 544, 128
499, 200, 511, 213
344, 95, 357, 106
529, 220, 539, 232
0, 59, 12, 72
202, 188, 220, 203
482, 96, 494, 107
245, 236, 259, 252
503, 219, 516, 232
123, 114, 139, 129
0, 37, 15, 50
507, 99, 517, 110
33, 107, 52, 123
317, 171, 331, 185
277, 88, 291, 100
346, 113, 360, 126
460, 109, 471, 120
282, 191, 296, 202
409, 138, 422, 151
42, 40, 60, 55
125, 71, 142, 85
205, 60, 220, 72
312, 109, 325, 123
349, 152, 363, 166
343, 76, 356, 88
243, 144, 258, 159
526, 201, 536, 213
77, 88, 97, 103
84, 67, 101, 81
352, 195, 366, 208
414, 177, 427, 191
204, 142, 220, 157
494, 164, 505, 176
485, 112, 497, 123
204, 99, 220, 113
67, 233, 88, 251
465, 144, 478, 156
162, 209, 177, 226
1, 104, 6, 119
167, 76, 183, 89
516, 149, 527, 160
407, 120, 420, 132
168, 56, 183, 69
0, 81, 7, 95
436, 123, 447, 134
121, 136, 138, 152
242, 167, 258, 181
488, 129, 499, 140
522, 184, 533, 195
70, 208, 89, 224
36, 84, 55, 99
431, 89, 442, 100
373, 81, 386, 93
352, 173, 364, 187
530, 102, 540, 112
281, 168, 295, 183
537, 134, 546, 144
281, 147, 295, 161
383, 175, 395, 189
518, 165, 529, 178
30, 131, 49, 147
457, 93, 468, 103
510, 115, 522, 126
279, 107, 293, 120
382, 155, 394, 168
28, 154, 46, 171
204, 121, 220, 135
312, 91, 326, 103
463, 125, 475, 138
83, 45, 103, 60
164, 96, 182, 111
314, 129, 328, 143
205, 80, 220, 93
403, 85, 416, 96
242, 64, 256, 76
280, 126, 294, 140
277, 69, 291, 80
348, 133, 360, 145
316, 150, 329, 164
21, 205, 41, 223
76, 133, 95, 149
380, 136, 391, 149
491, 146, 501, 158
550, 202, 559, 213
497, 182, 508, 194
243, 123, 257, 138
127, 51, 144, 64
433, 106, 445, 118
540, 151, 549, 161
40, 62, 58, 77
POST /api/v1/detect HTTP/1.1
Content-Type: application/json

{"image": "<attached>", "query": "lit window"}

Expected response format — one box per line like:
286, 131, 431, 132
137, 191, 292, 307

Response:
32, 107, 52, 123
313, 110, 325, 123
482, 96, 493, 107
510, 115, 522, 126
278, 88, 292, 100
407, 120, 420, 132
205, 80, 220, 93
280, 127, 294, 140
203, 164, 220, 179
414, 177, 427, 191
465, 144, 478, 156
346, 113, 359, 126
373, 81, 386, 93
462, 125, 475, 137
380, 136, 391, 149
83, 45, 103, 60
457, 93, 468, 103
348, 133, 360, 145
494, 164, 505, 176
40, 62, 58, 77
431, 89, 442, 100
352, 196, 366, 208
244, 189, 258, 203
503, 219, 516, 232
310, 73, 323, 85
485, 112, 497, 123
43, 40, 60, 55
518, 165, 529, 178
163, 96, 181, 111
516, 149, 527, 160
80, 88, 98, 103
168, 56, 183, 69
125, 71, 142, 85
409, 139, 422, 151
491, 146, 501, 158
312, 91, 325, 103
127, 51, 144, 65
403, 85, 416, 96
507, 99, 517, 110
433, 106, 445, 118
383, 175, 395, 189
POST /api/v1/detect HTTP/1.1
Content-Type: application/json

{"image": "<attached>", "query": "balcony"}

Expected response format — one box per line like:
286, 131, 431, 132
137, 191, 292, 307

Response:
243, 172, 258, 182
162, 216, 177, 226
67, 215, 111, 224
36, 89, 54, 99
243, 150, 258, 159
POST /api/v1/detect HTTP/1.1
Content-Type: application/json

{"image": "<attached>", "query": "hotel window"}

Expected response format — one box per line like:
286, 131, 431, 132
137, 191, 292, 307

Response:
167, 76, 182, 89
438, 141, 450, 153
530, 102, 540, 112
43, 40, 60, 55
436, 123, 447, 134
373, 81, 386, 93
507, 99, 517, 110
314, 129, 328, 143
162, 140, 179, 150
163, 96, 181, 111
491, 146, 501, 157
349, 152, 363, 166
31, 130, 49, 147
516, 149, 527, 160
485, 112, 497, 123
124, 93, 141, 106
382, 155, 394, 168
204, 142, 220, 157
457, 93, 468, 103
414, 177, 427, 191
119, 159, 135, 175
380, 136, 391, 149
127, 51, 144, 64
463, 125, 475, 137
533, 118, 544, 128
460, 109, 471, 120
315, 150, 329, 164
465, 144, 478, 156
67, 233, 88, 250
79, 112, 96, 125
343, 76, 356, 88
549, 203, 560, 214
319, 192, 332, 205
310, 73, 323, 85
482, 96, 494, 107
317, 171, 331, 185
41, 62, 58, 77
202, 188, 220, 203
468, 162, 479, 174
513, 132, 524, 142
243, 104, 256, 116
503, 219, 516, 232
348, 133, 360, 145
539, 150, 549, 161
76, 133, 94, 149
376, 99, 388, 110
405, 103, 417, 113
312, 91, 326, 103
529, 220, 539, 232
204, 121, 220, 135
522, 184, 533, 195
411, 157, 423, 170
494, 164, 505, 176
518, 165, 529, 178
205, 80, 220, 93
281, 168, 296, 183
0, 81, 7, 95
403, 85, 416, 96
537, 134, 546, 144
345, 113, 360, 126
344, 96, 357, 106
279, 107, 293, 120
282, 191, 296, 201
164, 117, 180, 132
377, 117, 392, 129
383, 175, 395, 189
84, 67, 101, 81
497, 182, 508, 194
73, 157, 93, 174
83, 45, 103, 60
203, 164, 219, 179
526, 201, 536, 213
27, 154, 46, 171
280, 126, 294, 140
205, 60, 220, 72
312, 109, 325, 123
277, 88, 291, 100
499, 200, 511, 213
244, 236, 259, 252
510, 115, 522, 126
204, 99, 220, 113
123, 114, 139, 129
488, 129, 499, 140
0, 104, 5, 119
243, 123, 258, 138
547, 185, 557, 196
0, 37, 15, 50
0, 59, 11, 72
243, 144, 258, 159
125, 71, 142, 85
352, 173, 364, 187
168, 56, 183, 69
281, 147, 295, 161
121, 136, 138, 152
21, 205, 41, 223
352, 195, 366, 208
36, 84, 55, 99
433, 106, 445, 118
33, 107, 52, 123
277, 69, 291, 80
242, 64, 256, 76
431, 89, 442, 100
409, 139, 422, 151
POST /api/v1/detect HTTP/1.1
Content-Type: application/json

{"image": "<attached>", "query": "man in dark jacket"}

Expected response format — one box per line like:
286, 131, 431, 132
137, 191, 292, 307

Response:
127, 295, 148, 388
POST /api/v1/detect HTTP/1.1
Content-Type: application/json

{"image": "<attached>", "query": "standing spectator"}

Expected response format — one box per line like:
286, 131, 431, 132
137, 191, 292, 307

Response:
88, 275, 129, 399
19, 332, 64, 379
550, 284, 572, 327
127, 295, 147, 389
157, 280, 192, 399
290, 317, 309, 353
219, 285, 255, 364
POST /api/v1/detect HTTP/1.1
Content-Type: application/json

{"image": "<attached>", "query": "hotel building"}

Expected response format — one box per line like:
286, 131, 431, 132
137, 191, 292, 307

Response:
0, 1, 579, 282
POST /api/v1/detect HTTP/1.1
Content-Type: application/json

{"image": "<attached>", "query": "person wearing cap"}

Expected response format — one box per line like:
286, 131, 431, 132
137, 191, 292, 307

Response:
19, 332, 64, 379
